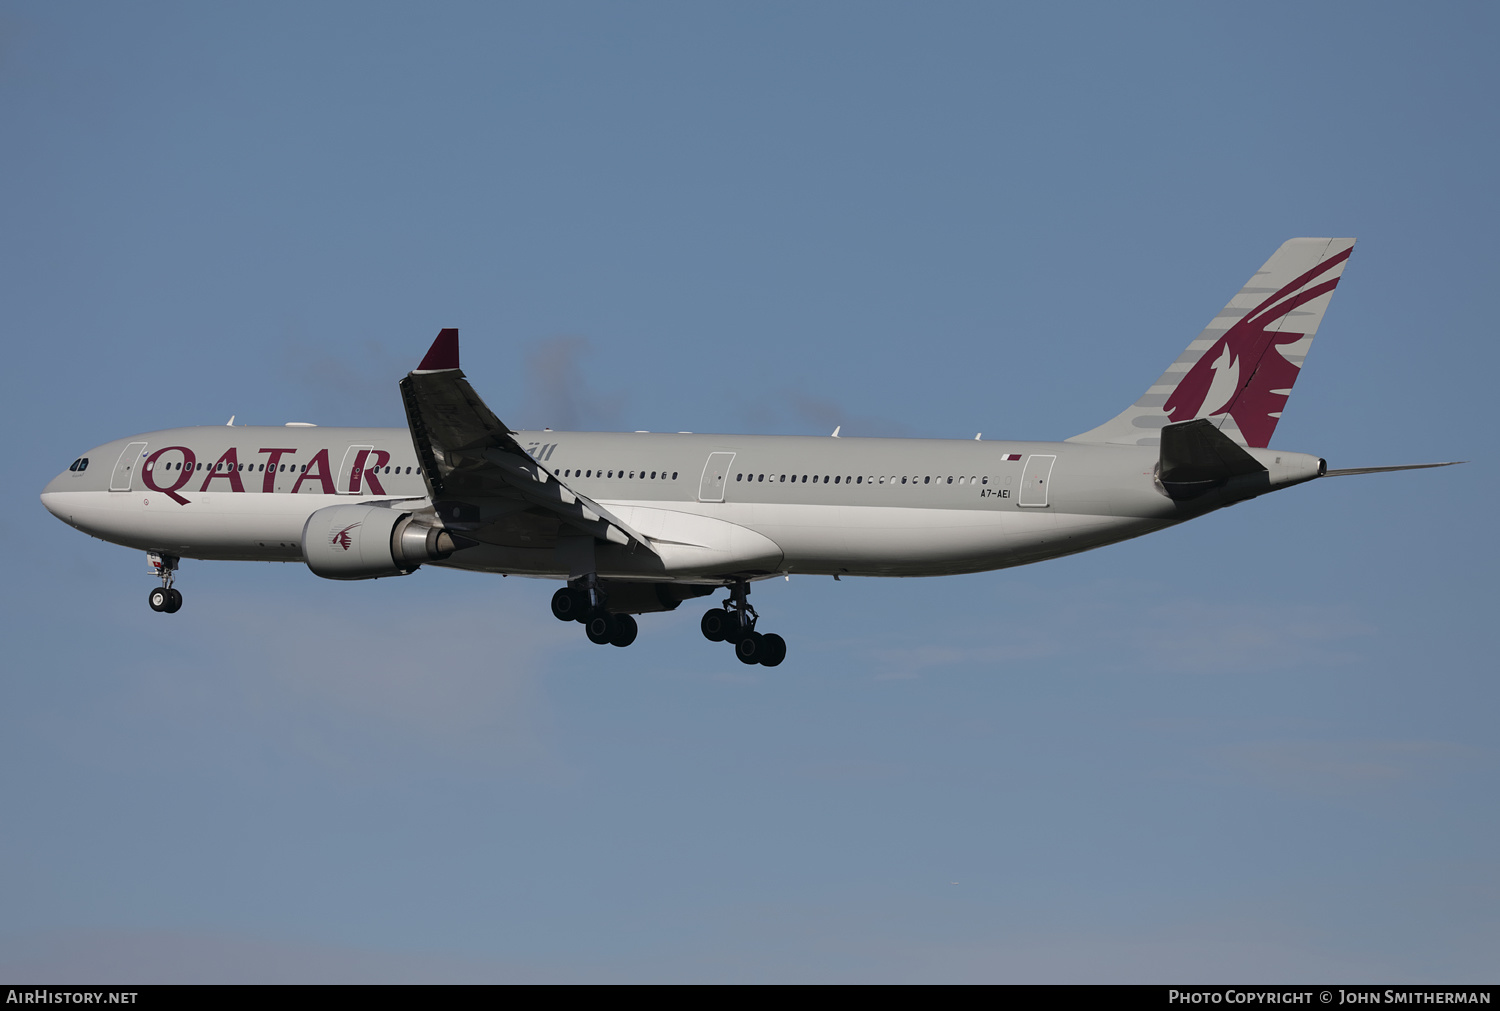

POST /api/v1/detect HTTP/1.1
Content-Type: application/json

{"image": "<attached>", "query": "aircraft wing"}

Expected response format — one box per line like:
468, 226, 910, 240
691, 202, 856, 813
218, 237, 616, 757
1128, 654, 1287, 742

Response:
398, 329, 655, 551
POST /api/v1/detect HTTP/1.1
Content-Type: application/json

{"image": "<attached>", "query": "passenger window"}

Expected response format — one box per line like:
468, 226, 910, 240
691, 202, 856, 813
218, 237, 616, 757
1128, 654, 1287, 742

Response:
982, 476, 988, 485
672, 472, 678, 480
736, 473, 742, 481
924, 476, 930, 484
947, 476, 952, 484
758, 474, 764, 482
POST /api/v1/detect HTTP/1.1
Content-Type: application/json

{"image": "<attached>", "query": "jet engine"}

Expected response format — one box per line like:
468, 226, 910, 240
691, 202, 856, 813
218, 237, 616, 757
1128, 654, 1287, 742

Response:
302, 504, 461, 580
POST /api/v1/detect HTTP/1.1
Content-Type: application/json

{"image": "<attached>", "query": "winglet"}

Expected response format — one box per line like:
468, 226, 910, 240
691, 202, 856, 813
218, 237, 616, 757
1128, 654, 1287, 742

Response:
415, 328, 460, 372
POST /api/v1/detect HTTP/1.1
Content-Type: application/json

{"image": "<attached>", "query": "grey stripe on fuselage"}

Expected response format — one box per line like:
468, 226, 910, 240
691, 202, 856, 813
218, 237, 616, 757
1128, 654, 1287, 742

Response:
43, 425, 1184, 574
530, 430, 1168, 520
50, 426, 1171, 517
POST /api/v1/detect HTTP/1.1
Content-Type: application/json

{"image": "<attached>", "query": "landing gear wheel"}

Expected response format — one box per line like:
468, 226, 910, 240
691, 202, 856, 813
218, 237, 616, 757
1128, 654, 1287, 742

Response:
164, 588, 182, 613
735, 631, 764, 665
551, 587, 586, 622
758, 633, 786, 667
149, 588, 168, 612
701, 608, 730, 642
585, 612, 616, 645
609, 613, 638, 647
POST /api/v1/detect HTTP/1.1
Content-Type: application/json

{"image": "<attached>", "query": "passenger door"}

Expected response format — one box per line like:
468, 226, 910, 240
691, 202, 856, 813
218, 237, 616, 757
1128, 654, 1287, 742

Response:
109, 441, 149, 492
1018, 454, 1056, 507
338, 445, 374, 494
698, 452, 736, 503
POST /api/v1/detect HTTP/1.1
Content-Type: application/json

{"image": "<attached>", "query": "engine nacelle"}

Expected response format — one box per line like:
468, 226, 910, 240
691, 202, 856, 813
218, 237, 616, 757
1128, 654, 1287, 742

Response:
302, 504, 458, 580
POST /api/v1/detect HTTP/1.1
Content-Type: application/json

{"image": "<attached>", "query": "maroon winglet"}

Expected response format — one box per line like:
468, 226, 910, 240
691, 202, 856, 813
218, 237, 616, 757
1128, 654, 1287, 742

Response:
416, 328, 460, 371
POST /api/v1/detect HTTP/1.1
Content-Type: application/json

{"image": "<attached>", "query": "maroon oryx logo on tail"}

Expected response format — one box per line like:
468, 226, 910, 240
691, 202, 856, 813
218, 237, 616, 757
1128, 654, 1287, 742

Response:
1163, 246, 1351, 448
332, 522, 361, 550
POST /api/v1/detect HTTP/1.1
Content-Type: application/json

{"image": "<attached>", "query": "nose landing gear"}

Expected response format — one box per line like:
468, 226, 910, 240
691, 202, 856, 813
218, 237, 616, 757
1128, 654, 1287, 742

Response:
146, 553, 182, 613
701, 581, 786, 666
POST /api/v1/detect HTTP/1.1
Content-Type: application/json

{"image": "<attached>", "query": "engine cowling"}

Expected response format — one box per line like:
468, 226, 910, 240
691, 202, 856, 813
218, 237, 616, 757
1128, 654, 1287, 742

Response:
302, 504, 458, 580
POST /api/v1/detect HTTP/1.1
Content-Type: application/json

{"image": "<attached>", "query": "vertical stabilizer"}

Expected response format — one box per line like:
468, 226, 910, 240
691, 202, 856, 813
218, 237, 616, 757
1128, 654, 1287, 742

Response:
1068, 238, 1355, 448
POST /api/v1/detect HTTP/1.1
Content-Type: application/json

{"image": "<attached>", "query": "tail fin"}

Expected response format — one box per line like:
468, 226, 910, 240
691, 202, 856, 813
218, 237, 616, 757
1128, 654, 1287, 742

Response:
1069, 237, 1356, 448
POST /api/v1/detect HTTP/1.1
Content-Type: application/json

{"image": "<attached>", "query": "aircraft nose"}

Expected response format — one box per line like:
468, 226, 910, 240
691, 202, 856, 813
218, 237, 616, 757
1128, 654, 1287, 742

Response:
42, 447, 102, 520
42, 470, 73, 499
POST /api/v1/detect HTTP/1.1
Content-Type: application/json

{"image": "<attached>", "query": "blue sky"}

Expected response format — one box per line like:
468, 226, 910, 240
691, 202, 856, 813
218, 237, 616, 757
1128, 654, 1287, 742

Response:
2, 2, 1496, 982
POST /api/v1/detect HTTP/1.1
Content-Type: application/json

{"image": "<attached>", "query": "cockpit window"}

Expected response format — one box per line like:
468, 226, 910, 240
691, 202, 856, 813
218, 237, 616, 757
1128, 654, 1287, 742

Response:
69, 458, 89, 472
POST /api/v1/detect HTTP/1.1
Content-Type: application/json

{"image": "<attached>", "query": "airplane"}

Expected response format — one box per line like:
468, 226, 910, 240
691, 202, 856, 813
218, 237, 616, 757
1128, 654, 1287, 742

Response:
40, 238, 1460, 666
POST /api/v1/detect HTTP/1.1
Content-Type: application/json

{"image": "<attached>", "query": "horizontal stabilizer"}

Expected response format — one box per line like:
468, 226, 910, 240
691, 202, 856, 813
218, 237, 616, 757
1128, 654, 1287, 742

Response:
1158, 418, 1265, 498
1324, 461, 1465, 477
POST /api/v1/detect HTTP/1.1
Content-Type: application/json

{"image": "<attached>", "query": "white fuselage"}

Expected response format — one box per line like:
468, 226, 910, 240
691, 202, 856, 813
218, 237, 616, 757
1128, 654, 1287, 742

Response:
41, 424, 1323, 583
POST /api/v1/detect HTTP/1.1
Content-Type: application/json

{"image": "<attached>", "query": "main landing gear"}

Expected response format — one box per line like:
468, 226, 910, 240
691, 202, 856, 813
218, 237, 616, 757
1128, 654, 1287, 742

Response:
700, 581, 786, 667
551, 577, 638, 648
146, 552, 182, 614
